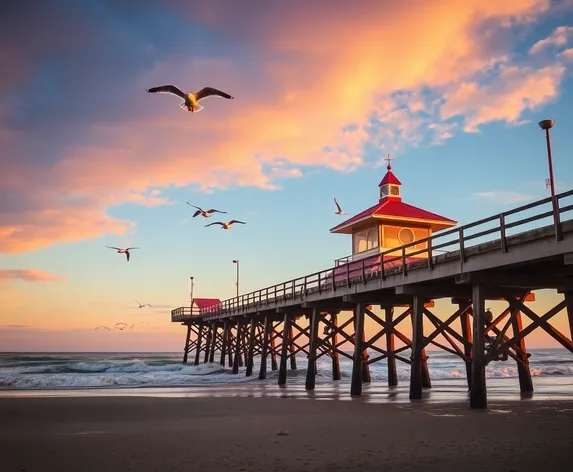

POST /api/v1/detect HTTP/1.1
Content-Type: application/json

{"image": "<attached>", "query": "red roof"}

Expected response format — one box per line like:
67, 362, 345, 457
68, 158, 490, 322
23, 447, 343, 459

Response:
193, 298, 221, 309
379, 170, 401, 186
330, 198, 456, 233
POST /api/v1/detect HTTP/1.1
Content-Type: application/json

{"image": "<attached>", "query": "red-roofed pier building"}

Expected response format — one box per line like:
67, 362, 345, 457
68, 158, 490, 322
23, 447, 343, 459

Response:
330, 157, 457, 266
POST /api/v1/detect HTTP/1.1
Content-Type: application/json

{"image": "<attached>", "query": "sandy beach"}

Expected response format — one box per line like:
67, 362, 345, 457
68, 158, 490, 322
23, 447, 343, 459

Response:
1, 396, 572, 472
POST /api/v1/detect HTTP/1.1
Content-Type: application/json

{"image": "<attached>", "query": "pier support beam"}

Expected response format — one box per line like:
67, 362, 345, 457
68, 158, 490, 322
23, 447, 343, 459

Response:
385, 307, 398, 387
457, 299, 473, 390
331, 312, 341, 381
278, 314, 291, 386
409, 296, 424, 400
510, 304, 534, 393
194, 324, 203, 366
182, 324, 192, 364
203, 325, 212, 364
270, 331, 278, 371
220, 321, 229, 366
565, 291, 573, 344
305, 308, 320, 390
289, 322, 297, 370
232, 320, 242, 374
259, 316, 271, 380
471, 284, 487, 409
246, 318, 256, 377
351, 303, 366, 396
209, 324, 217, 363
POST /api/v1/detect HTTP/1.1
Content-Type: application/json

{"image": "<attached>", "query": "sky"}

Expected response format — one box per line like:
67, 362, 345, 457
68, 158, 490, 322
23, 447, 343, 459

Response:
1, 0, 573, 352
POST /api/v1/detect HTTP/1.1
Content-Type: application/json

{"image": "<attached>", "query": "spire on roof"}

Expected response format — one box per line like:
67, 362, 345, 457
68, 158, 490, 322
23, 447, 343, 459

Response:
384, 153, 393, 170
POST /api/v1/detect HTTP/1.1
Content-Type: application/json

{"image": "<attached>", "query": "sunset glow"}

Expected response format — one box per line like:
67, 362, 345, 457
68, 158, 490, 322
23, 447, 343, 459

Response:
1, 0, 573, 351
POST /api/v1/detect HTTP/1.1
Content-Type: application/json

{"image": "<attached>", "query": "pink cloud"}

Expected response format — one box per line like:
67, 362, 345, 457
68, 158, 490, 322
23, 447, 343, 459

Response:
440, 64, 566, 131
0, 269, 63, 284
529, 25, 573, 54
1, 0, 572, 254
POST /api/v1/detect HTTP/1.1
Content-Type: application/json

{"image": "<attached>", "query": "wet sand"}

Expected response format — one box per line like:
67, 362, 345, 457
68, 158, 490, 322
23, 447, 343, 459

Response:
1, 396, 572, 472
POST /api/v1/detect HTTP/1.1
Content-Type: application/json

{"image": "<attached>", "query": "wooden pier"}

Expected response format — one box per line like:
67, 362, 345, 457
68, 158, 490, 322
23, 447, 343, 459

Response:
171, 189, 573, 409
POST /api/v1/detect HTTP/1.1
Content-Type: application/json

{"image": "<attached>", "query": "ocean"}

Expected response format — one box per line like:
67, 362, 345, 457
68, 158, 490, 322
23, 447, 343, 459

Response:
1, 349, 572, 404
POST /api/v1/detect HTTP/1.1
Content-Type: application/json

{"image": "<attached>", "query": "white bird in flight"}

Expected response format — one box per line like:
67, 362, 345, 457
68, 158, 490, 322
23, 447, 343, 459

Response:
146, 85, 234, 113
106, 246, 139, 262
205, 220, 246, 230
186, 203, 227, 218
334, 198, 346, 215
136, 300, 151, 308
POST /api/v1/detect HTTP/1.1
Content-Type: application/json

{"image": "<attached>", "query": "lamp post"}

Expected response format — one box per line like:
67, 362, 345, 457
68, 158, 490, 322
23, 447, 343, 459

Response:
538, 119, 562, 241
189, 276, 195, 310
232, 260, 239, 298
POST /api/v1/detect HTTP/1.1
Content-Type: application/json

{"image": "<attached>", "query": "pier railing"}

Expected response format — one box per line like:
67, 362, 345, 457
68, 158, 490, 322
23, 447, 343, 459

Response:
171, 306, 198, 322
196, 189, 573, 318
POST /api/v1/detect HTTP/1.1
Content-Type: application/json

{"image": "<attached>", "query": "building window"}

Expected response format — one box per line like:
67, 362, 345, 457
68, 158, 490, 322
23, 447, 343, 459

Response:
398, 228, 415, 245
354, 228, 379, 253
390, 185, 400, 196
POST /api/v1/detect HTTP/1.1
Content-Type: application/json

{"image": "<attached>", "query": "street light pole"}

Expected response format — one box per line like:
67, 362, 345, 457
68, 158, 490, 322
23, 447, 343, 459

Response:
232, 260, 239, 298
538, 119, 562, 241
189, 276, 195, 309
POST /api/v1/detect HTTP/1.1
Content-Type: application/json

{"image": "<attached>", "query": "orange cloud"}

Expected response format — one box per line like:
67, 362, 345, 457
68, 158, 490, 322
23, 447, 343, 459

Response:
440, 64, 566, 131
1, 0, 572, 254
529, 25, 573, 54
0, 269, 63, 285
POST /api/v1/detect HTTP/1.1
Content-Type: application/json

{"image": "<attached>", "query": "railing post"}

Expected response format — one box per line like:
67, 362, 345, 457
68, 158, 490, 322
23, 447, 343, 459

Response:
500, 213, 508, 253
318, 272, 321, 293
380, 253, 385, 280
459, 228, 466, 263
304, 276, 308, 296
553, 195, 563, 241
401, 246, 407, 275
361, 259, 366, 283
427, 237, 433, 270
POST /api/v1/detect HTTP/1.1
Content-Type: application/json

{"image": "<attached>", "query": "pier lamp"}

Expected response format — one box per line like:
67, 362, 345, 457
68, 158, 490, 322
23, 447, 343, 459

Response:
189, 276, 195, 309
537, 119, 562, 240
232, 260, 240, 298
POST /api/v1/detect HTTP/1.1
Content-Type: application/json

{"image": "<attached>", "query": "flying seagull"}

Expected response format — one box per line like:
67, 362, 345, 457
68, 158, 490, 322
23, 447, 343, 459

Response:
205, 220, 246, 230
146, 85, 234, 113
334, 198, 346, 215
95, 326, 110, 331
136, 300, 151, 308
106, 246, 139, 262
186, 203, 227, 218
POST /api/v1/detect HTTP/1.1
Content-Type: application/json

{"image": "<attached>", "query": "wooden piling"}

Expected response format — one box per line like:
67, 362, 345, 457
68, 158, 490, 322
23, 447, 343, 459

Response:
384, 307, 398, 386
246, 319, 256, 377
220, 320, 229, 366
510, 303, 534, 392
351, 303, 365, 396
259, 316, 271, 380
565, 291, 573, 344
457, 299, 473, 390
270, 331, 278, 371
194, 324, 203, 366
471, 284, 487, 409
203, 325, 212, 364
330, 312, 341, 381
409, 296, 424, 400
289, 322, 297, 370
278, 314, 291, 386
208, 324, 217, 363
232, 320, 242, 374
182, 324, 192, 364
305, 308, 320, 390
